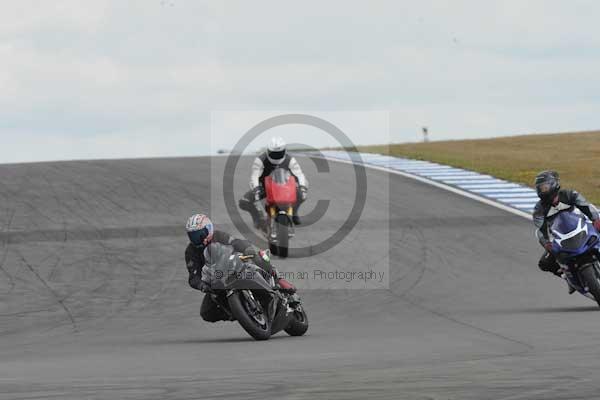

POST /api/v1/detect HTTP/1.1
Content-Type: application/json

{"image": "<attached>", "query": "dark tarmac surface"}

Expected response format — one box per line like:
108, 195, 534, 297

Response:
1, 156, 599, 399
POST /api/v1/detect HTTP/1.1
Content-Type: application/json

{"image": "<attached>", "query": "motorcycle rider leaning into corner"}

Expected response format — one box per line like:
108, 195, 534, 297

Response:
533, 170, 600, 283
185, 213, 296, 322
239, 136, 308, 230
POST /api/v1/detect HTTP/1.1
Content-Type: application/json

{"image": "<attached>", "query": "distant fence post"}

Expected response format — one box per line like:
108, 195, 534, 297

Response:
422, 127, 429, 143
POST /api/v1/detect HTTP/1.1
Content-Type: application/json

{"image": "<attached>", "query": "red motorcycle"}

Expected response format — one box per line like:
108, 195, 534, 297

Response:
264, 168, 298, 258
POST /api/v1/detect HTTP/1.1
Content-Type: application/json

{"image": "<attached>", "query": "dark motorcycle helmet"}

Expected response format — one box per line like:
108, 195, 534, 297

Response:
534, 170, 560, 203
186, 214, 214, 250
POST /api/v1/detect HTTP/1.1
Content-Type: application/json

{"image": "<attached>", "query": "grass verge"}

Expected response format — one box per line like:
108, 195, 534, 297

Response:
356, 131, 600, 204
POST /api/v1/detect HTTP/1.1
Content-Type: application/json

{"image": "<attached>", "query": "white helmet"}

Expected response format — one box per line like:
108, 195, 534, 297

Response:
267, 136, 287, 165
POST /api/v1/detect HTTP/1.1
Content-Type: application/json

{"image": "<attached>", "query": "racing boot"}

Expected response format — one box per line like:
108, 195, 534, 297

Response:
558, 271, 576, 294
563, 275, 577, 294
292, 205, 301, 225
200, 296, 230, 322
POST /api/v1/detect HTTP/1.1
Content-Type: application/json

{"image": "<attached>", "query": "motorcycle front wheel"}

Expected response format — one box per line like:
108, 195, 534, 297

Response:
228, 290, 272, 340
580, 264, 600, 308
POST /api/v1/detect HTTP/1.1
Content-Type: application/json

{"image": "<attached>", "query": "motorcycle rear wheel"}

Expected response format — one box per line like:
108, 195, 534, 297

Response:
275, 214, 289, 258
580, 264, 600, 308
228, 290, 272, 340
269, 242, 278, 256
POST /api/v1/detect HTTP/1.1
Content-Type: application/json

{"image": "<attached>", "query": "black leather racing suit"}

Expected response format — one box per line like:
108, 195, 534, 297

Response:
533, 189, 600, 275
185, 230, 273, 322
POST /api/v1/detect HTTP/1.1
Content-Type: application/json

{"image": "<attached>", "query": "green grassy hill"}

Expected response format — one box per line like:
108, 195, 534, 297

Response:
357, 131, 600, 204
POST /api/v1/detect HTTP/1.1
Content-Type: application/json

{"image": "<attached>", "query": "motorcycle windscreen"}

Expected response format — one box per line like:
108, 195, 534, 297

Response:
203, 242, 234, 288
269, 168, 290, 184
551, 212, 590, 251
264, 169, 297, 205
204, 243, 272, 290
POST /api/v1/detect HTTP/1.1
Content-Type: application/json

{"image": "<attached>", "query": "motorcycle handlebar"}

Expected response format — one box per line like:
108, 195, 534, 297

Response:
239, 254, 254, 262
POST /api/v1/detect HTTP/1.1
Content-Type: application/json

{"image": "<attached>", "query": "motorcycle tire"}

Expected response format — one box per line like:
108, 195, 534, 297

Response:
269, 242, 278, 256
276, 214, 289, 258
580, 264, 600, 308
228, 290, 271, 340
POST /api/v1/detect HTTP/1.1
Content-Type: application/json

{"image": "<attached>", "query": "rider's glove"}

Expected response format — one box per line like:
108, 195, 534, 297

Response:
198, 266, 214, 292
593, 219, 600, 231
543, 242, 554, 253
198, 280, 211, 293
191, 273, 211, 293
299, 186, 308, 201
256, 249, 273, 272
253, 186, 264, 202
258, 249, 271, 265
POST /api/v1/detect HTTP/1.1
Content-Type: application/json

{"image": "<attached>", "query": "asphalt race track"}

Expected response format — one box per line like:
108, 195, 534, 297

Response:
1, 155, 600, 399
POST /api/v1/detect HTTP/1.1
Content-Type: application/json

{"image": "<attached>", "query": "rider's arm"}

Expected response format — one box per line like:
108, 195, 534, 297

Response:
185, 244, 206, 290
249, 157, 264, 190
567, 190, 600, 221
289, 157, 308, 188
533, 201, 550, 246
212, 230, 252, 253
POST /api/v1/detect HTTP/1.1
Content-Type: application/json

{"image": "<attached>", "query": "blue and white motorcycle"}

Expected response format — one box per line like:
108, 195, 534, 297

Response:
550, 210, 600, 307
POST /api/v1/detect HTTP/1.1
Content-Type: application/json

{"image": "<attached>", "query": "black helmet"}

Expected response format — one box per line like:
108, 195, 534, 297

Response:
534, 170, 560, 203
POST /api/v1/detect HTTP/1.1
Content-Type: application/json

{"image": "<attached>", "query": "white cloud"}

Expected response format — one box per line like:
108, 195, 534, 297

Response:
0, 0, 109, 35
0, 0, 599, 162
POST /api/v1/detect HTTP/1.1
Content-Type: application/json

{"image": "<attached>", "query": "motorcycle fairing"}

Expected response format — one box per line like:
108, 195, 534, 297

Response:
551, 212, 598, 257
204, 242, 275, 292
549, 211, 600, 299
265, 169, 297, 206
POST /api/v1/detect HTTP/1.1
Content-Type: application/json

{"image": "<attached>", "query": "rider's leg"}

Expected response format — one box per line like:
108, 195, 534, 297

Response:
200, 294, 228, 322
239, 189, 265, 229
539, 251, 576, 294
253, 195, 268, 232
538, 251, 562, 277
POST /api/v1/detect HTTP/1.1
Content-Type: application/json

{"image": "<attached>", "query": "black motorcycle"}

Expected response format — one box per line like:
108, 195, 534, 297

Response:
203, 242, 308, 340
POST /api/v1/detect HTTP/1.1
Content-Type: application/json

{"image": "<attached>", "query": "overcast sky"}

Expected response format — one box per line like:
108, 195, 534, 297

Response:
1, 1, 599, 163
